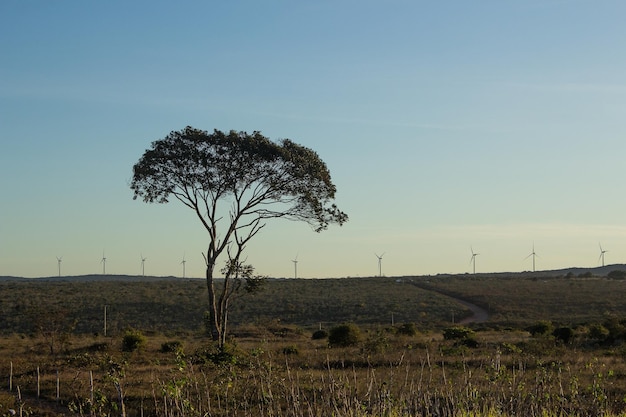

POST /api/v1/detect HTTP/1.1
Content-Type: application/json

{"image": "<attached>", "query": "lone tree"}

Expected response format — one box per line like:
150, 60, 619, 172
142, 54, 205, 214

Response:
130, 127, 347, 346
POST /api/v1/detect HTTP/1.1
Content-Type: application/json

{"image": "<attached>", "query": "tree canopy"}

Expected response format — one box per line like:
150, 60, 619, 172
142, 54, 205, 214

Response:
130, 126, 347, 345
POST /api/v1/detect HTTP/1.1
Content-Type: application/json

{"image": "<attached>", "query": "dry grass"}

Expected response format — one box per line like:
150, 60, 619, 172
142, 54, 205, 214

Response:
2, 326, 626, 416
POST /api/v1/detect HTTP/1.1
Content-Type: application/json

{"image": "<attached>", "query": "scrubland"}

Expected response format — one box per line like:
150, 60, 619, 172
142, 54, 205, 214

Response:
2, 272, 626, 416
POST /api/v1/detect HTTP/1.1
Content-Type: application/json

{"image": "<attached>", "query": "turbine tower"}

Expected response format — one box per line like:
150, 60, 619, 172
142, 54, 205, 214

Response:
292, 254, 298, 279
470, 247, 479, 275
56, 256, 62, 277
525, 243, 538, 272
101, 251, 107, 275
180, 254, 186, 278
599, 243, 608, 267
141, 254, 147, 276
375, 253, 385, 277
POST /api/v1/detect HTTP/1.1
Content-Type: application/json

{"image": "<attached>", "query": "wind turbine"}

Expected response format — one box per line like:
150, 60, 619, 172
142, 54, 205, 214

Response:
292, 254, 299, 279
375, 253, 385, 277
101, 251, 107, 275
141, 254, 147, 276
469, 247, 479, 275
180, 254, 186, 278
56, 256, 62, 277
599, 243, 608, 267
525, 243, 538, 272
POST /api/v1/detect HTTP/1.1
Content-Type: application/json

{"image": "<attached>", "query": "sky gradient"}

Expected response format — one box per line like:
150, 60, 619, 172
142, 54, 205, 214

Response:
2, 1, 626, 279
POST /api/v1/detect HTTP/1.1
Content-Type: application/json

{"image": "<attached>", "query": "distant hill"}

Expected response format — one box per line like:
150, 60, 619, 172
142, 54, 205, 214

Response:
3, 264, 626, 282
0, 274, 185, 282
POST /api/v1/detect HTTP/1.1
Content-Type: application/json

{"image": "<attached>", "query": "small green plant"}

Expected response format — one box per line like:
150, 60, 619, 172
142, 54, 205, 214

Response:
121, 329, 145, 352
328, 323, 361, 347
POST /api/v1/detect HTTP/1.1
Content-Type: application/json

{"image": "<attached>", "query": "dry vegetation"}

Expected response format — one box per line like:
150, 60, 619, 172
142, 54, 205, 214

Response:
3, 271, 626, 416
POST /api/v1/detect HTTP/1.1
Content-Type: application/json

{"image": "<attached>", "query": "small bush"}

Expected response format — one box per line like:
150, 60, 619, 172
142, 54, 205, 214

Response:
608, 270, 626, 280
282, 345, 299, 355
363, 330, 390, 354
191, 343, 240, 366
312, 329, 328, 340
443, 326, 474, 340
85, 342, 108, 352
328, 323, 361, 347
553, 326, 574, 344
121, 329, 146, 352
527, 320, 553, 337
397, 322, 418, 336
588, 324, 610, 341
160, 340, 183, 353
456, 336, 479, 348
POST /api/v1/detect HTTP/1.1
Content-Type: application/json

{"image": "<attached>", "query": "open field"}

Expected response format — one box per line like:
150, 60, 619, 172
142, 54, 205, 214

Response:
3, 267, 626, 416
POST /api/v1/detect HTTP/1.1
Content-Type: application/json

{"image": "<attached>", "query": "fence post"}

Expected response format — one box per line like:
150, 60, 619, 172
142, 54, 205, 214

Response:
89, 371, 94, 413
37, 366, 40, 398
9, 361, 12, 391
56, 370, 60, 402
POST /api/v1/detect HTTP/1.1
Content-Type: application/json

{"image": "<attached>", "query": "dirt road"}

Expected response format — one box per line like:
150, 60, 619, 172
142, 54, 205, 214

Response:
455, 297, 489, 324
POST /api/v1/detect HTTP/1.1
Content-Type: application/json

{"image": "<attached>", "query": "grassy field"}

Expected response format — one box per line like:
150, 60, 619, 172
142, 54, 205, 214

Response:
3, 270, 626, 416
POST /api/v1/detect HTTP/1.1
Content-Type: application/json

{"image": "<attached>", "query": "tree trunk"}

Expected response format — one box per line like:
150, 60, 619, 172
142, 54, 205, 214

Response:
205, 263, 222, 343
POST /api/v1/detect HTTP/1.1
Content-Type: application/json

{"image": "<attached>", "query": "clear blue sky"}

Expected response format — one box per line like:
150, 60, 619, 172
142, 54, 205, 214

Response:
2, 1, 626, 278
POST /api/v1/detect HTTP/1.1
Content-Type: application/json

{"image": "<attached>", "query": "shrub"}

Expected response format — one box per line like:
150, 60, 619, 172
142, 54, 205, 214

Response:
328, 323, 361, 347
553, 326, 574, 344
456, 336, 479, 348
191, 343, 240, 366
443, 326, 474, 340
588, 324, 610, 341
608, 270, 626, 280
160, 340, 183, 353
282, 345, 299, 355
363, 330, 390, 354
122, 329, 146, 352
397, 322, 418, 336
527, 320, 553, 337
312, 329, 328, 340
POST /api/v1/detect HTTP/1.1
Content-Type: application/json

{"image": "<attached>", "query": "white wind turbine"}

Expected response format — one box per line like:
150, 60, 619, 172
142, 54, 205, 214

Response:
599, 243, 608, 267
292, 254, 299, 279
56, 256, 62, 277
470, 247, 479, 275
101, 251, 107, 275
141, 254, 147, 276
180, 254, 187, 278
525, 243, 539, 272
375, 253, 385, 277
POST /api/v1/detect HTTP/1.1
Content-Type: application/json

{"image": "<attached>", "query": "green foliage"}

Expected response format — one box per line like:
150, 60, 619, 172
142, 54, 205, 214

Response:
589, 324, 610, 341
190, 343, 240, 366
443, 326, 475, 340
397, 322, 418, 336
527, 320, 554, 337
363, 329, 390, 354
160, 340, 183, 353
552, 326, 574, 344
281, 345, 299, 355
328, 323, 361, 347
312, 329, 328, 340
121, 329, 145, 352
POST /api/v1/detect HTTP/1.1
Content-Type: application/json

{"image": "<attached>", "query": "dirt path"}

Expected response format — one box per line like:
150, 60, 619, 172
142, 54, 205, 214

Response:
407, 281, 490, 324
455, 297, 489, 324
